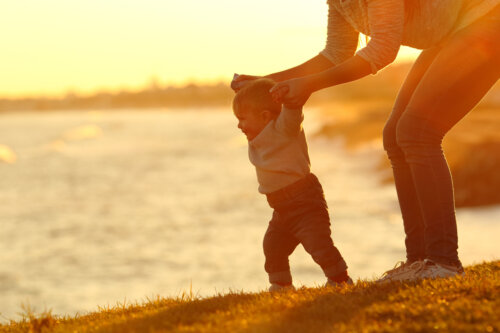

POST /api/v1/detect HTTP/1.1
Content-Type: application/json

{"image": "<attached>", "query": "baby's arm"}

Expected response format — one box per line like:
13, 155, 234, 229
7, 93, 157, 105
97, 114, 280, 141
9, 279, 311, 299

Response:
270, 85, 289, 104
271, 84, 305, 136
275, 104, 304, 137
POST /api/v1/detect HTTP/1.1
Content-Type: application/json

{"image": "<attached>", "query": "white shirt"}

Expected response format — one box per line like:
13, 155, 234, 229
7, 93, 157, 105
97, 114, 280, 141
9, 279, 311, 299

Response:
248, 106, 311, 194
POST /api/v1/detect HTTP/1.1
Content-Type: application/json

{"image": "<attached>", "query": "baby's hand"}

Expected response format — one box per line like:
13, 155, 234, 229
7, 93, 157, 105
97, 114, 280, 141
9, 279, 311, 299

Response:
270, 78, 310, 109
270, 85, 289, 104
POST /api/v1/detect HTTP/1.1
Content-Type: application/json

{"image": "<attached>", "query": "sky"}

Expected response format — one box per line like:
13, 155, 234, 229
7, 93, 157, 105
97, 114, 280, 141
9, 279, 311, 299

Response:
0, 0, 421, 98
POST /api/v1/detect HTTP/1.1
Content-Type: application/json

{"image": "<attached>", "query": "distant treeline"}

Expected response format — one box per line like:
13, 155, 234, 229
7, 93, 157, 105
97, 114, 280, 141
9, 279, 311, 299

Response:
0, 83, 235, 112
1, 63, 499, 112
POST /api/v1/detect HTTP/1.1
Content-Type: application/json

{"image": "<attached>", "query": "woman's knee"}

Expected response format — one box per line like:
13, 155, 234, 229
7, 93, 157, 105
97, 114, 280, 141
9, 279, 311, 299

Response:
382, 121, 397, 151
396, 109, 444, 154
383, 111, 410, 164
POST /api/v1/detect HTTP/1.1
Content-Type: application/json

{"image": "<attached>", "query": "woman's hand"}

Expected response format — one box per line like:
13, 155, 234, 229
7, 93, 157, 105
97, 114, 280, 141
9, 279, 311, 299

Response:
269, 77, 312, 109
234, 74, 261, 82
230, 74, 261, 92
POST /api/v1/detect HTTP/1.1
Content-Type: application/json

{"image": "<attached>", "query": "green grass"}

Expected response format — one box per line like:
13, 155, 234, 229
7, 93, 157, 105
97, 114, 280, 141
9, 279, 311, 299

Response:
1, 261, 499, 333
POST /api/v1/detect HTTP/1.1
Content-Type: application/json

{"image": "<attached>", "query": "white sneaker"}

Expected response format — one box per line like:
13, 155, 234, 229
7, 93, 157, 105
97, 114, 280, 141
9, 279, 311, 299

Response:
377, 260, 425, 283
415, 259, 465, 280
269, 283, 295, 292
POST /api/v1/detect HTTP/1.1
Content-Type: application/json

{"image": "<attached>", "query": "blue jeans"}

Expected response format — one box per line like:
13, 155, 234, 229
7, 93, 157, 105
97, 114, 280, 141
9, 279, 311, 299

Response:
383, 6, 500, 267
263, 173, 347, 285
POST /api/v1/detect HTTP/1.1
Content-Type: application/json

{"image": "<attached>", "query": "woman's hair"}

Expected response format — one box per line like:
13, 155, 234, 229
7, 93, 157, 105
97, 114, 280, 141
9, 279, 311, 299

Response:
232, 78, 281, 117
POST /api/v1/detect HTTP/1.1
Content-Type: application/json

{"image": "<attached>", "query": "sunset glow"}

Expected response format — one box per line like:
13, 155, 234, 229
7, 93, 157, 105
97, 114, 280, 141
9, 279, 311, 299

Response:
1, 0, 498, 326
0, 0, 420, 98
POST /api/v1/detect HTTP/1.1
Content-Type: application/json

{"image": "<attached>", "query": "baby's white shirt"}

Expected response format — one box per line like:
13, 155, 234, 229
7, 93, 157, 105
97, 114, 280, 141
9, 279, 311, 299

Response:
248, 106, 310, 194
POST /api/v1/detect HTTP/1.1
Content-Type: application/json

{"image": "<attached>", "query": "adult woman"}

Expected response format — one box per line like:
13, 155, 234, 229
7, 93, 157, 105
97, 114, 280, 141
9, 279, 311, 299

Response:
233, 0, 500, 281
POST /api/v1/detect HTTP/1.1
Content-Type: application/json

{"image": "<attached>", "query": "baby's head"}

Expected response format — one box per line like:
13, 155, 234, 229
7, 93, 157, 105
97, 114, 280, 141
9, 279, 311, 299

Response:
232, 78, 281, 141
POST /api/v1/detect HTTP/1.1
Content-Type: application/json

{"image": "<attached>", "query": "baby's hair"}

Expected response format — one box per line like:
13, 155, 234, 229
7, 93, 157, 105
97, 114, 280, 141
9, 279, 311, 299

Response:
233, 78, 281, 117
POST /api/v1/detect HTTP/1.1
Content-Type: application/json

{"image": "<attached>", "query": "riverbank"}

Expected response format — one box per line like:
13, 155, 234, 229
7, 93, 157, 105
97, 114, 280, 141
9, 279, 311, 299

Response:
1, 261, 498, 333
315, 101, 500, 208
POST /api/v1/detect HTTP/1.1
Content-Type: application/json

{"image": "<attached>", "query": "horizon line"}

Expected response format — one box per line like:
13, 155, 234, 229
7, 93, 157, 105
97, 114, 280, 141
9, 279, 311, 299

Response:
0, 61, 417, 100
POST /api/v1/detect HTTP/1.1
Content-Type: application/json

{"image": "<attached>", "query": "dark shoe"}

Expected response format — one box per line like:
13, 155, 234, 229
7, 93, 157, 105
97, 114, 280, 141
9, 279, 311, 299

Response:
325, 276, 353, 287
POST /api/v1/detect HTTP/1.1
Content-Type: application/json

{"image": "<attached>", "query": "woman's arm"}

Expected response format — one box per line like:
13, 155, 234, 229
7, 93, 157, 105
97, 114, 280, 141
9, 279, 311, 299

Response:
233, 54, 334, 86
234, 3, 358, 85
268, 2, 362, 83
271, 54, 372, 109
306, 54, 372, 92
265, 54, 335, 82
272, 0, 405, 108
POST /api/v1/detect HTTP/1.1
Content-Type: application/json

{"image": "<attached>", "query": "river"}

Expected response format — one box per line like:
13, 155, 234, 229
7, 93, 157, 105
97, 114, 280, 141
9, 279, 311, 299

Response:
0, 109, 498, 321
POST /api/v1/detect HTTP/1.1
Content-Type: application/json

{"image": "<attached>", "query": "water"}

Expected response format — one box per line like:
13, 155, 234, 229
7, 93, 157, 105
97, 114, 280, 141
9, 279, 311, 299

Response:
0, 109, 498, 322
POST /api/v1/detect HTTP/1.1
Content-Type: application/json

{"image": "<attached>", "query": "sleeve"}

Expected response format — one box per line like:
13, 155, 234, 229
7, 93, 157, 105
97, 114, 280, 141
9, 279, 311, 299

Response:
275, 106, 304, 137
356, 0, 404, 74
320, 1, 360, 65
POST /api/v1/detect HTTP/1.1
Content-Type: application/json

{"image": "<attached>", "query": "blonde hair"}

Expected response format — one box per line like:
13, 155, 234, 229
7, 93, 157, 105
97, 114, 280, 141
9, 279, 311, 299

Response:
232, 78, 281, 117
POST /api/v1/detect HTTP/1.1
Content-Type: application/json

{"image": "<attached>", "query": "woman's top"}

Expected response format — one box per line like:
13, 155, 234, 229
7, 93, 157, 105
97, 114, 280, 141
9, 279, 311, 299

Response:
248, 106, 310, 194
321, 0, 500, 73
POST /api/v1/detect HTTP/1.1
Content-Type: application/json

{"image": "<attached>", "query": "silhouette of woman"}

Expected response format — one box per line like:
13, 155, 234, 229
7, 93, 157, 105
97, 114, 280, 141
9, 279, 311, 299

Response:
233, 1, 500, 281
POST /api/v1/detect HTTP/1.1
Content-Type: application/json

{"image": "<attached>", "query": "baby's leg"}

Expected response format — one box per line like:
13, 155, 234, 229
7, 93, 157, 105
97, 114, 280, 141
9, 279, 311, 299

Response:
282, 176, 349, 282
263, 211, 300, 286
292, 209, 348, 280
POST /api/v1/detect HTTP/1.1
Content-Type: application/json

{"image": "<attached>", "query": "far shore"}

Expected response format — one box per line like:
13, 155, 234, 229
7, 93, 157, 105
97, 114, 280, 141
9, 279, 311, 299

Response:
2, 62, 498, 113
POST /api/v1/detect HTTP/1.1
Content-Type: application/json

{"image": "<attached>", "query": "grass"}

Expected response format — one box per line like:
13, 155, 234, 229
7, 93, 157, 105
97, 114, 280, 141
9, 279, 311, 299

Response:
1, 261, 498, 333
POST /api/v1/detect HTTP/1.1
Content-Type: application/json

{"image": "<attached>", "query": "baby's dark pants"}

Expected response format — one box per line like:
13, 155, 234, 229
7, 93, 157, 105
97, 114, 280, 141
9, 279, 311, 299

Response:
263, 173, 347, 285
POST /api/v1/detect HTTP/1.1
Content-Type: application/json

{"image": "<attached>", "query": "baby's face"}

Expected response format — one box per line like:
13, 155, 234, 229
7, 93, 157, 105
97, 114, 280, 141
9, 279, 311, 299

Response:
233, 107, 270, 141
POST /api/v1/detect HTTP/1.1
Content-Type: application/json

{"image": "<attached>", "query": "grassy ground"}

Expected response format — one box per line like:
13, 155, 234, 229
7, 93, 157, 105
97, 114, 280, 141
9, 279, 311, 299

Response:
1, 261, 498, 333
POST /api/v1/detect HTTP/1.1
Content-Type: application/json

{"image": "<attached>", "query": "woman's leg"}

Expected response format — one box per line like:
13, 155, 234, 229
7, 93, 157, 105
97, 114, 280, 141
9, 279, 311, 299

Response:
395, 10, 500, 267
383, 46, 442, 263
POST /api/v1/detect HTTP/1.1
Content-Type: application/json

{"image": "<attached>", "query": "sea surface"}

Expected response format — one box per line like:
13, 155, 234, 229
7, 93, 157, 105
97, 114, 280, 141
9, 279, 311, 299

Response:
0, 108, 498, 322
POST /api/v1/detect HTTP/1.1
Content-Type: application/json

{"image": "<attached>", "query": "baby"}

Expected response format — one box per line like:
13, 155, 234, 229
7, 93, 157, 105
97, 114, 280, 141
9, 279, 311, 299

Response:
232, 77, 352, 291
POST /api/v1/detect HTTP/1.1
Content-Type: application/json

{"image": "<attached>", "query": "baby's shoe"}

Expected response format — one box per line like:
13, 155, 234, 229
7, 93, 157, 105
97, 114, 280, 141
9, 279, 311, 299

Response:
325, 270, 354, 287
269, 283, 295, 292
325, 277, 353, 287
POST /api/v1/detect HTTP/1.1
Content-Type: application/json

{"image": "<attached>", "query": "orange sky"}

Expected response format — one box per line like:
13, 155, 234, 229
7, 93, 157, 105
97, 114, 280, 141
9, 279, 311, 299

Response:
0, 1, 421, 98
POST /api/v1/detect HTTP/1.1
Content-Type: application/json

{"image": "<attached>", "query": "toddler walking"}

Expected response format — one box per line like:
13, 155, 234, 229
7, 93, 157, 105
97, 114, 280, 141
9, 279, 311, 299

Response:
232, 77, 352, 291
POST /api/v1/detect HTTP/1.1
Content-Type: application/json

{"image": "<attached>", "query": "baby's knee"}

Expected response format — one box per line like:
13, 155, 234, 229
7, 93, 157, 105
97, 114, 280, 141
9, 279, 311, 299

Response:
263, 231, 295, 258
262, 232, 275, 257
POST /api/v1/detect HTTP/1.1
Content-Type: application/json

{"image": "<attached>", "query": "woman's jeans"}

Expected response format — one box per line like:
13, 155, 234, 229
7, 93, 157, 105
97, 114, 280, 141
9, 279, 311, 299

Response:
383, 6, 500, 267
263, 173, 347, 285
